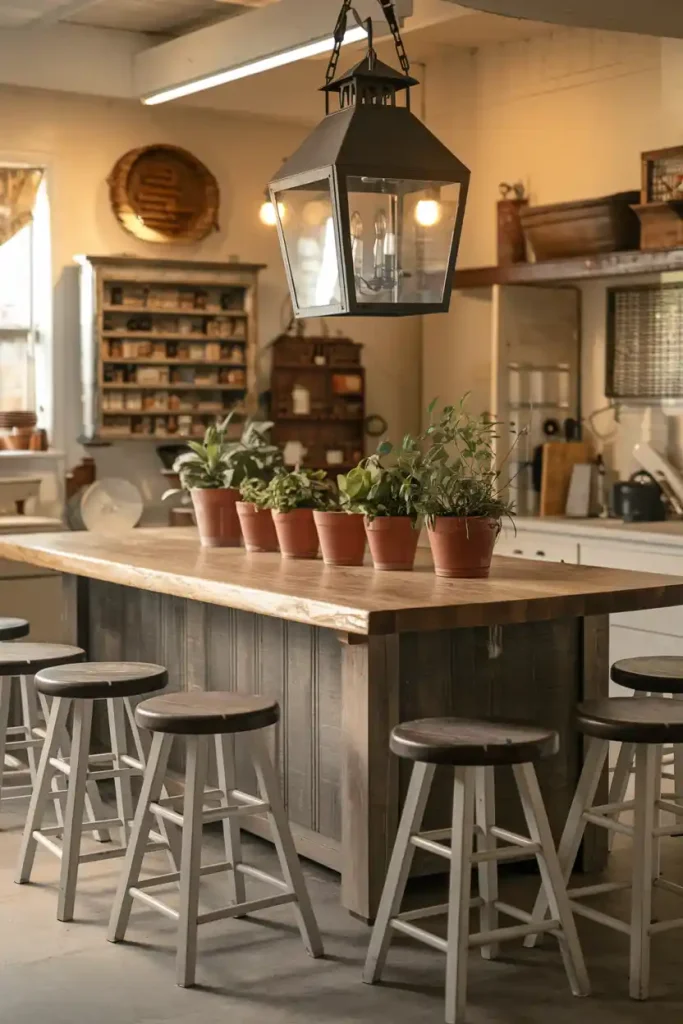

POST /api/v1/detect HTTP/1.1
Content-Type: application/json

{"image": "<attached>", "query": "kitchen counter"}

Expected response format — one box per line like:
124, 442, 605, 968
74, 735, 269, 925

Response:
510, 515, 683, 546
1, 526, 683, 634
3, 526, 683, 920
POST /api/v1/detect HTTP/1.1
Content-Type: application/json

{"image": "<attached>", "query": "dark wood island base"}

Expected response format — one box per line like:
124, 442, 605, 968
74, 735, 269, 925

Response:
1, 528, 681, 921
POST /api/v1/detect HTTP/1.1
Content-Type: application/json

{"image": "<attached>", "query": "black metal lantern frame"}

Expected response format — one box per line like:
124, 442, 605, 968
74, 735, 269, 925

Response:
268, 0, 470, 319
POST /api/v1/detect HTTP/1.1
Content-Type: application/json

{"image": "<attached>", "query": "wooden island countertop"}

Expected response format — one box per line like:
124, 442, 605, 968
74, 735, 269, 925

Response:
5, 524, 683, 920
1, 526, 683, 635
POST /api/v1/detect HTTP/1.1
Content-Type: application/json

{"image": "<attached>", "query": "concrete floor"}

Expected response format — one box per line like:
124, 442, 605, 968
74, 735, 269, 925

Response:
2, 803, 683, 1024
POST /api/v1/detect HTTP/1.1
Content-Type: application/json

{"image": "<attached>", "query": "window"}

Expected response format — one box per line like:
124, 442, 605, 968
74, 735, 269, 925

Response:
0, 176, 49, 413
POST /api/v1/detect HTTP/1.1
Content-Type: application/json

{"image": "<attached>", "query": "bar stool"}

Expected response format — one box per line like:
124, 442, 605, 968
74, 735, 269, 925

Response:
363, 717, 589, 1024
526, 697, 683, 1000
108, 691, 323, 988
0, 616, 30, 640
16, 661, 170, 922
608, 657, 683, 847
0, 642, 85, 816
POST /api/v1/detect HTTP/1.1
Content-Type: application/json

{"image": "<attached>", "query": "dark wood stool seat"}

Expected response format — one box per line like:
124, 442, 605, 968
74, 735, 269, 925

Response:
0, 617, 29, 641
135, 691, 279, 736
390, 717, 559, 765
611, 656, 683, 694
0, 643, 84, 677
577, 697, 683, 744
34, 662, 168, 700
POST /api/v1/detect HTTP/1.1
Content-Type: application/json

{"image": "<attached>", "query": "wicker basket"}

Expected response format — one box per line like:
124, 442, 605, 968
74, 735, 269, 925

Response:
520, 192, 640, 261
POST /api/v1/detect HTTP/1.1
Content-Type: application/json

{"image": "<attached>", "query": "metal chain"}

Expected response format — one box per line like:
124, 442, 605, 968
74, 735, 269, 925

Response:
324, 0, 411, 88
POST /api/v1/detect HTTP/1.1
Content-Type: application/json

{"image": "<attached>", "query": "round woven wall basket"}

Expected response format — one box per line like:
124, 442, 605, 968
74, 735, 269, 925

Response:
108, 144, 220, 244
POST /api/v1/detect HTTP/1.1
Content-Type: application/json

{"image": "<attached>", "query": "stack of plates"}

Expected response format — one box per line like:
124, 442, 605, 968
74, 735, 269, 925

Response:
0, 411, 37, 430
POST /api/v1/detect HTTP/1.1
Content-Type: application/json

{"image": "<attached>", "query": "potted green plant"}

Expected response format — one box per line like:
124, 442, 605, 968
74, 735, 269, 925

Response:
237, 478, 279, 553
417, 397, 515, 578
338, 435, 423, 571
165, 414, 282, 548
260, 467, 331, 559
313, 487, 366, 567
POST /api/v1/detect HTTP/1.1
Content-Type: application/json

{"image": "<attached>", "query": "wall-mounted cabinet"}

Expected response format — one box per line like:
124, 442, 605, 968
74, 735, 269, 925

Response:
77, 256, 264, 443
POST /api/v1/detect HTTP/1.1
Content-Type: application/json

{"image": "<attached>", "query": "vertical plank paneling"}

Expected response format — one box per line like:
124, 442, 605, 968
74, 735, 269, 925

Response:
285, 621, 315, 830
340, 633, 399, 921
317, 629, 342, 841
259, 616, 287, 792
581, 614, 610, 870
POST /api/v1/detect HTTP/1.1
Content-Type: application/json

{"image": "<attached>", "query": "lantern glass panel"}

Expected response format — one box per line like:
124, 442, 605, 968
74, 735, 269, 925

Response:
346, 176, 460, 307
273, 179, 341, 310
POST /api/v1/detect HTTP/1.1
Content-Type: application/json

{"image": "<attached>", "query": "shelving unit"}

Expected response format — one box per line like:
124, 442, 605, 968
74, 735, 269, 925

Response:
77, 256, 264, 443
452, 245, 683, 289
270, 335, 365, 475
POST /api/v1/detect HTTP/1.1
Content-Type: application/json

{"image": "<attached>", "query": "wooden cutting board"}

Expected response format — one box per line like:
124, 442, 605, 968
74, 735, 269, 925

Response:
540, 441, 593, 516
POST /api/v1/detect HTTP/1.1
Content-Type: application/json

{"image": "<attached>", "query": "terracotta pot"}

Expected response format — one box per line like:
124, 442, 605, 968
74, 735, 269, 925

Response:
427, 516, 499, 579
314, 510, 366, 566
190, 487, 241, 548
236, 502, 279, 553
364, 516, 420, 571
272, 508, 319, 559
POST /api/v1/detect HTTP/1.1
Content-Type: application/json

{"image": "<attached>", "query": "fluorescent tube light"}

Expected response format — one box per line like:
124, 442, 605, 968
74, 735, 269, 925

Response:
142, 24, 367, 106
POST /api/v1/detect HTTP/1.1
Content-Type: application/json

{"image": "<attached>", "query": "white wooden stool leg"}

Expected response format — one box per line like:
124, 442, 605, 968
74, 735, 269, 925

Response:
651, 743, 662, 883
608, 740, 635, 851
525, 737, 608, 948
58, 699, 93, 922
363, 761, 435, 984
177, 735, 207, 988
16, 697, 70, 882
673, 693, 683, 806
445, 765, 476, 1024
630, 743, 657, 1000
249, 731, 323, 958
0, 680, 11, 801
39, 691, 110, 843
106, 698, 134, 847
18, 676, 40, 785
108, 732, 173, 943
475, 765, 498, 960
124, 697, 181, 871
514, 762, 590, 998
214, 733, 245, 906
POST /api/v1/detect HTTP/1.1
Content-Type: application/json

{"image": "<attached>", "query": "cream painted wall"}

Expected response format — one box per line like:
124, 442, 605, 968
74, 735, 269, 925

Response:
425, 27, 683, 479
0, 85, 421, 519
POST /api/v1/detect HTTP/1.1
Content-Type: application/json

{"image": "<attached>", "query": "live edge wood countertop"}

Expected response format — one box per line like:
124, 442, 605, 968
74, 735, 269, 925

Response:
3, 527, 683, 636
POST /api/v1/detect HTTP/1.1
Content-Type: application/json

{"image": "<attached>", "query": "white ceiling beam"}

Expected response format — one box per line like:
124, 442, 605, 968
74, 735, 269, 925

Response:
32, 0, 103, 27
135, 0, 460, 104
451, 0, 683, 38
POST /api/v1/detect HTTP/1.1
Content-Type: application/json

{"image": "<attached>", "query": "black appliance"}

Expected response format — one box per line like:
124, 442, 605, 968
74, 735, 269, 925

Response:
612, 471, 666, 522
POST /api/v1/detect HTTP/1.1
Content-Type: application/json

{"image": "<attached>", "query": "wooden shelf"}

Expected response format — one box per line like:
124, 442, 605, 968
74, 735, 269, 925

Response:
277, 415, 363, 423
103, 305, 247, 317
102, 331, 245, 342
274, 363, 362, 372
102, 383, 245, 391
102, 359, 246, 367
103, 410, 225, 417
452, 246, 683, 288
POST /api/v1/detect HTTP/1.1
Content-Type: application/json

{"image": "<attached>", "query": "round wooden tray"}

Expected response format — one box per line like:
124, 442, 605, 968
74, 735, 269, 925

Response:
108, 145, 220, 244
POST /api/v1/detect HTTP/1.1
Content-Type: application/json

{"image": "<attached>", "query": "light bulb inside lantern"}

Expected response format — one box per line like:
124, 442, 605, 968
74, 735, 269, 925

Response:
414, 198, 442, 227
259, 200, 285, 226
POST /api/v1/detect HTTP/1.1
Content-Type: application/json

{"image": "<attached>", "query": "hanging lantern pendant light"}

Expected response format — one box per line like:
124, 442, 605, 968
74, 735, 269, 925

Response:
268, 0, 470, 319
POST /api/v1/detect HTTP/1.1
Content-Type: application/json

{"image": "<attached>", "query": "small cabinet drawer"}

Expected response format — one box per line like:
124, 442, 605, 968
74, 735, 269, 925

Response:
497, 532, 579, 565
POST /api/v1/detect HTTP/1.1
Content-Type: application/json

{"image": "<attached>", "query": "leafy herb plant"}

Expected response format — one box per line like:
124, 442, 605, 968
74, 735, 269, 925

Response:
164, 413, 282, 494
251, 467, 334, 514
416, 396, 517, 526
337, 434, 424, 521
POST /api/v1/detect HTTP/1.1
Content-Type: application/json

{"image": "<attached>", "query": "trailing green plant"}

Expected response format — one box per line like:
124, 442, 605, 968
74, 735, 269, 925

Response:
416, 395, 518, 527
163, 413, 282, 495
337, 433, 424, 521
259, 467, 334, 513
